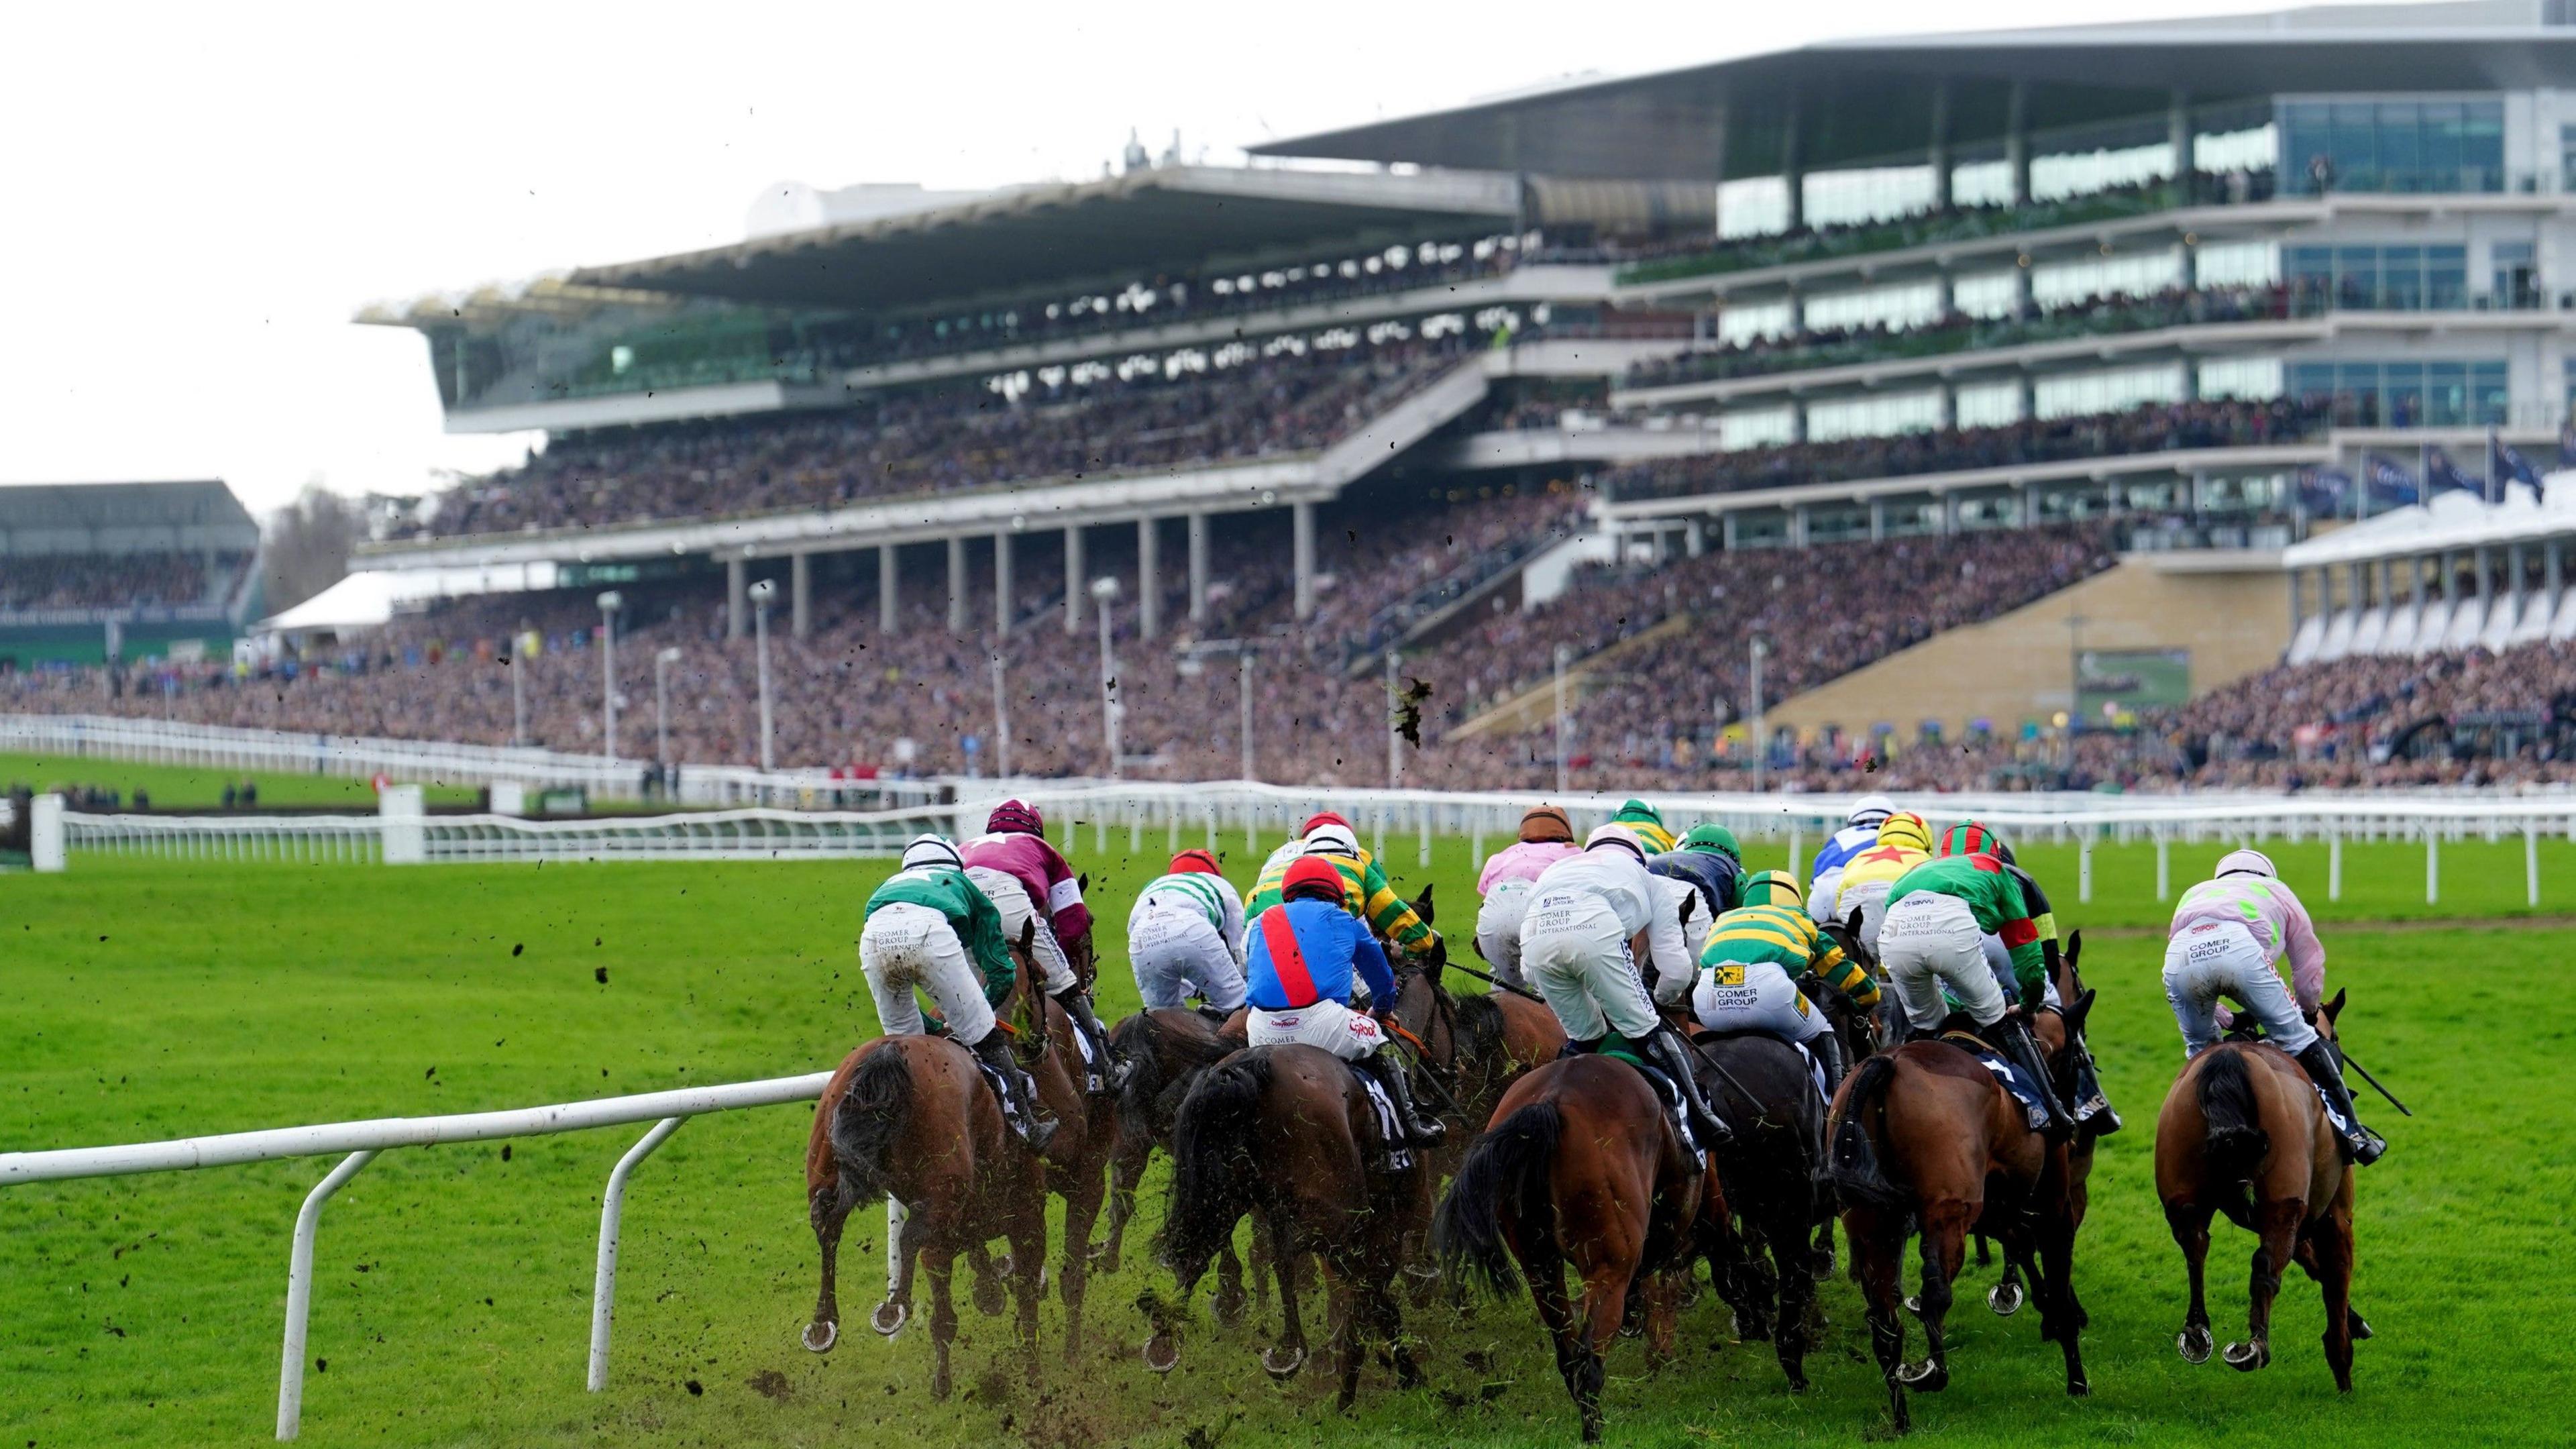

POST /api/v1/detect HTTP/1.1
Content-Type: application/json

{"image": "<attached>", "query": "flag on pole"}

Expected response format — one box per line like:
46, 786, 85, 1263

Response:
2426, 447, 2482, 500
2363, 453, 2420, 508
2491, 430, 2543, 502
2295, 466, 2352, 515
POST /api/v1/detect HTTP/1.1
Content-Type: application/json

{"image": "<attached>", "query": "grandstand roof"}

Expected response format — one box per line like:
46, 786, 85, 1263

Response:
1253, 2, 2576, 180
566, 166, 1523, 311
0, 481, 259, 555
2285, 476, 2576, 567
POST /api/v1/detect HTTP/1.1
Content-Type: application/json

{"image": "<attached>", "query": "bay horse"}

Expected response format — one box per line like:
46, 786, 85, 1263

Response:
1688, 1028, 1830, 1391
2153, 987, 2367, 1389
1827, 1014, 2090, 1432
1148, 1043, 1430, 1409
1435, 1055, 1725, 1442
800, 920, 1057, 1397
1091, 1006, 1252, 1320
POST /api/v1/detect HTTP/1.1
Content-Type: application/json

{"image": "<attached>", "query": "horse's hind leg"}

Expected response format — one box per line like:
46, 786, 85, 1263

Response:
1766, 1199, 1818, 1391
2307, 1208, 2358, 1392
804, 1186, 853, 1352
924, 1247, 960, 1400
1327, 1267, 1363, 1412
1258, 1215, 1308, 1380
2229, 1197, 2304, 1373
1090, 1140, 1146, 1271
2165, 1200, 2216, 1362
1009, 1195, 1049, 1369
1848, 1209, 1911, 1434
1900, 1200, 1970, 1394
2037, 1204, 2089, 1396
1056, 1161, 1109, 1363
1810, 1210, 1837, 1279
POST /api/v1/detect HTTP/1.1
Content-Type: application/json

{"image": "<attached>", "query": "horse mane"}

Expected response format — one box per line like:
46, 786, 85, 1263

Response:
1827, 1054, 1907, 1213
2196, 1046, 2271, 1183
828, 1046, 914, 1217
1451, 993, 1508, 1079
1158, 1051, 1275, 1281
1113, 1012, 1230, 1157
1434, 1098, 1562, 1297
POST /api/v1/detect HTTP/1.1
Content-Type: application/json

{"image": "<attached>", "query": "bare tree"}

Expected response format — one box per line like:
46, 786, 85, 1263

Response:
261, 486, 365, 615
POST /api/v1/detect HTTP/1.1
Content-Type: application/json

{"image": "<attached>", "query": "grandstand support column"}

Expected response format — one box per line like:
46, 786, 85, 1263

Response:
1686, 518, 1706, 557
1780, 101, 1806, 233
1721, 511, 1739, 551
1708, 102, 1729, 237
2167, 89, 2194, 199
1869, 499, 1886, 541
2508, 543, 2526, 625
2351, 561, 2371, 619
878, 545, 898, 635
2548, 537, 2565, 614
1065, 527, 1086, 634
1937, 380, 1957, 429
1928, 80, 1955, 212
1292, 501, 1318, 621
2190, 470, 2210, 516
2006, 80, 2032, 206
1187, 513, 1211, 623
1789, 506, 1811, 549
727, 558, 747, 641
790, 553, 811, 641
2474, 545, 2493, 612
1138, 517, 1161, 641
1940, 490, 1961, 535
947, 537, 968, 635
2287, 568, 2304, 635
994, 530, 1015, 637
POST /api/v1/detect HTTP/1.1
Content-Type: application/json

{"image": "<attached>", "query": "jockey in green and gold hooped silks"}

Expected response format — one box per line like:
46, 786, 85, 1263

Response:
1935, 820, 2121, 1135
1611, 799, 1681, 855
861, 834, 1056, 1150
1691, 870, 1880, 1096
1882, 844, 2075, 1140
1246, 812, 1438, 963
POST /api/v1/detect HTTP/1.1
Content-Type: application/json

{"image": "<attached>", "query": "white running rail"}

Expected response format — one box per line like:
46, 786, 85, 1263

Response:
53, 801, 962, 864
0, 1073, 837, 1440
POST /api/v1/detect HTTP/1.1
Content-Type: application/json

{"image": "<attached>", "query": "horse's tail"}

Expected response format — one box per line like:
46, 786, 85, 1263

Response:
1434, 1099, 1562, 1297
1158, 1052, 1273, 1281
2196, 1047, 2270, 1183
1826, 1053, 1906, 1213
827, 1046, 914, 1214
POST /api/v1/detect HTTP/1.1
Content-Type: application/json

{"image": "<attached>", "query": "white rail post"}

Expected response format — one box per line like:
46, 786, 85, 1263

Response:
1470, 820, 1485, 873
2328, 824, 2344, 902
1417, 802, 1431, 868
277, 1149, 378, 1440
1787, 821, 1803, 881
2526, 825, 2541, 909
2078, 833, 2094, 904
2425, 830, 2439, 906
2155, 830, 2170, 901
589, 1116, 686, 1391
32, 792, 65, 872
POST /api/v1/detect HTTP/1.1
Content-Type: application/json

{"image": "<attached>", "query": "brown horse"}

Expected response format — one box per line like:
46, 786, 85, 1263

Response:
802, 920, 1081, 1393
1435, 1055, 1725, 1442
1146, 1043, 1430, 1409
1827, 1021, 2090, 1432
1091, 1006, 1252, 1322
2153, 988, 2367, 1389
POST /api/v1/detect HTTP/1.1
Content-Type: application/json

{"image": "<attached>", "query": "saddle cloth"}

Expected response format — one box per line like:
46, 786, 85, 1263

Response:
1937, 1031, 2049, 1133
1603, 1048, 1701, 1157
965, 1053, 1034, 1134
1352, 1069, 1415, 1174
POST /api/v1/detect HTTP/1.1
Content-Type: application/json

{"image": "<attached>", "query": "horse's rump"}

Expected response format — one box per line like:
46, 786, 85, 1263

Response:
2194, 1046, 2271, 1183
1434, 1099, 1564, 1295
1828, 1054, 1907, 1212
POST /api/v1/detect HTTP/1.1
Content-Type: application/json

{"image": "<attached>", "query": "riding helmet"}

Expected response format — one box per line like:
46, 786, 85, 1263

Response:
900, 834, 965, 871
1847, 793, 1896, 828
985, 799, 1044, 837
1303, 822, 1361, 857
1584, 822, 1648, 859
1874, 812, 1934, 854
1281, 855, 1347, 904
1679, 823, 1740, 862
1169, 848, 1223, 876
1519, 803, 1575, 844
2215, 848, 2277, 879
1739, 870, 1804, 910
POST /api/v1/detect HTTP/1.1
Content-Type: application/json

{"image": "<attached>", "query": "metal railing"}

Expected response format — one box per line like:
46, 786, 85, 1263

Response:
54, 801, 960, 865
0, 1073, 836, 1440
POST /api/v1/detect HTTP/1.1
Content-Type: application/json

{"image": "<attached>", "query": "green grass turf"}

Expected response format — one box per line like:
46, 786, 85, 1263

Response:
5, 837, 2575, 1448
0, 752, 480, 809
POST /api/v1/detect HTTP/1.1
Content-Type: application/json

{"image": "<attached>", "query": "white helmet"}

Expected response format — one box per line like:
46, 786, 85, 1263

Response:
901, 834, 963, 871
2215, 848, 2277, 880
1302, 823, 1360, 857
1847, 794, 1896, 828
1585, 822, 1648, 860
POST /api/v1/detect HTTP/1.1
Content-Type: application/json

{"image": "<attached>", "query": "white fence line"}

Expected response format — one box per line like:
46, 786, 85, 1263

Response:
54, 800, 963, 865
0, 1072, 837, 1440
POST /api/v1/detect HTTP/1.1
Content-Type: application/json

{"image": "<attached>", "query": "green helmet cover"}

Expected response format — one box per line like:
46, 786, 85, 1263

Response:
1739, 869, 1804, 910
1680, 823, 1741, 862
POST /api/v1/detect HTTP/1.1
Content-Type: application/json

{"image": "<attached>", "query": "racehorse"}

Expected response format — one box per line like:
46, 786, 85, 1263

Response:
1827, 1006, 2090, 1431
2153, 987, 2368, 1389
1435, 1055, 1725, 1442
1804, 914, 1888, 1281
1148, 1043, 1430, 1409
1092, 1006, 1251, 1320
799, 920, 1055, 1397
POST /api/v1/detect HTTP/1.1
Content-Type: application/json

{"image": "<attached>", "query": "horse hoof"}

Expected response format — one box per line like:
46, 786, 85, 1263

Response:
802, 1320, 839, 1354
1902, 1295, 1922, 1316
1260, 1345, 1307, 1381
1142, 1334, 1179, 1375
2349, 1311, 2373, 1341
2224, 1341, 2269, 1372
2177, 1326, 2212, 1364
1988, 1281, 2025, 1317
971, 1279, 1006, 1318
2068, 1375, 2091, 1397
869, 1301, 908, 1338
1809, 1250, 1836, 1281
1896, 1361, 1949, 1393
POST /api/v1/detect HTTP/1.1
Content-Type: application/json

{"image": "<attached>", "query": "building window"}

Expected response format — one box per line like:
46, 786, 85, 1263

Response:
2283, 244, 2467, 310
1806, 390, 1944, 443
2288, 359, 2508, 426
2278, 98, 2504, 194
2033, 362, 2185, 420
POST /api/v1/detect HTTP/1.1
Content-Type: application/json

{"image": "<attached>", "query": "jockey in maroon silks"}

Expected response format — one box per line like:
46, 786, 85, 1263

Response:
961, 799, 1115, 1093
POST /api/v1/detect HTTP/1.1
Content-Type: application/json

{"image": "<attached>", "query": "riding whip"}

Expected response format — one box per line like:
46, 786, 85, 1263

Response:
2339, 1049, 2414, 1117
1441, 958, 1547, 1004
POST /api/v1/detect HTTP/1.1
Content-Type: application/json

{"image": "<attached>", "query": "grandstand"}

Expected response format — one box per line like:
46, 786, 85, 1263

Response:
30, 1, 2576, 792
0, 482, 262, 668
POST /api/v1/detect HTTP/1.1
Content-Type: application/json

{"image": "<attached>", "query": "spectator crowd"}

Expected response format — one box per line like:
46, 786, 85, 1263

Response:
1, 551, 239, 614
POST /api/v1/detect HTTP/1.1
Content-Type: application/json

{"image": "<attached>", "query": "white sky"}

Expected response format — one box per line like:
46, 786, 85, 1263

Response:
1, 0, 2320, 516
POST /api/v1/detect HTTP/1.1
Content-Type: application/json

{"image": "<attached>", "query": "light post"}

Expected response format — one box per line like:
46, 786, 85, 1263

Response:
747, 578, 777, 772
1385, 650, 1403, 788
1552, 643, 1572, 795
595, 591, 623, 765
1240, 651, 1256, 782
653, 647, 681, 777
989, 653, 1011, 779
1091, 576, 1122, 779
1748, 635, 1769, 793
509, 623, 528, 747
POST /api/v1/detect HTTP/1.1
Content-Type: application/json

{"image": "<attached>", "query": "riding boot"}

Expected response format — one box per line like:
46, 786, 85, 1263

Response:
1053, 986, 1120, 1095
1988, 1014, 2075, 1142
1647, 1024, 1735, 1148
1809, 1028, 1849, 1102
1368, 1043, 1447, 1149
2294, 1040, 2387, 1165
2065, 1032, 2123, 1136
1557, 1034, 1603, 1060
1193, 1003, 1236, 1028
972, 1031, 1059, 1154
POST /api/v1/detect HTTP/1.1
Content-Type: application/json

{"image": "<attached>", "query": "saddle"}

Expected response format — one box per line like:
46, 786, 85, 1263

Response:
1580, 1040, 1703, 1156
1935, 1030, 2049, 1132
1334, 1057, 1416, 1175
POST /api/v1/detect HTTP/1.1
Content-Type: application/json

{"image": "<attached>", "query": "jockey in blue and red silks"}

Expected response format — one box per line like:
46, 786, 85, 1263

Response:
1243, 855, 1446, 1153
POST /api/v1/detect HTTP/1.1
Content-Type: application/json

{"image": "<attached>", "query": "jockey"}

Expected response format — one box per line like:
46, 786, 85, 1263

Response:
1246, 812, 1438, 962
1610, 799, 1680, 855
2166, 849, 2383, 1165
861, 835, 1055, 1150
962, 800, 1113, 1095
1521, 824, 1733, 1147
1829, 810, 1932, 954
1691, 870, 1879, 1097
1473, 804, 1582, 989
1935, 822, 2120, 1134
1881, 846, 2075, 1139
1126, 848, 1248, 1020
1644, 826, 1743, 1005
1807, 794, 1896, 924
1244, 856, 1445, 1151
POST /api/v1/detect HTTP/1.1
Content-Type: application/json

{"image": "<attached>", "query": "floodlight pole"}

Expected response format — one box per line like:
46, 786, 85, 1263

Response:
510, 634, 527, 748
653, 647, 682, 773
989, 653, 1011, 779
1385, 651, 1401, 788
747, 580, 777, 773
596, 591, 623, 765
1749, 635, 1770, 794
1092, 576, 1122, 780
1239, 651, 1256, 782
1553, 643, 1572, 795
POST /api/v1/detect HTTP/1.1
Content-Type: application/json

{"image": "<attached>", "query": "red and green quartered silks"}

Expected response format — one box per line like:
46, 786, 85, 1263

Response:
1886, 853, 2045, 994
